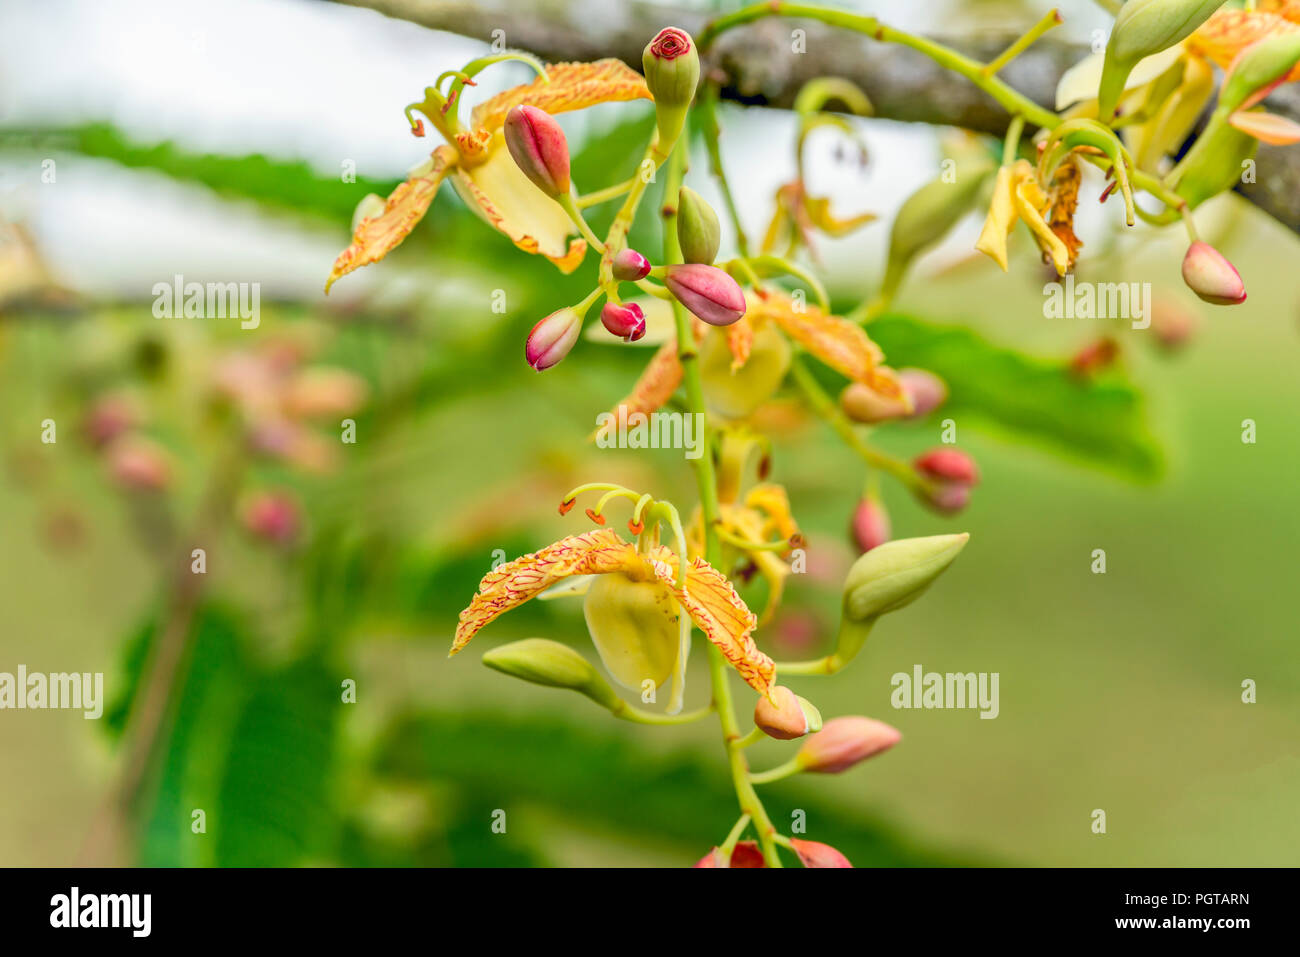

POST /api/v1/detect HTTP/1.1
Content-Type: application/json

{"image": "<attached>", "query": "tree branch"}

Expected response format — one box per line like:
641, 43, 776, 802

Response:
332, 0, 1300, 234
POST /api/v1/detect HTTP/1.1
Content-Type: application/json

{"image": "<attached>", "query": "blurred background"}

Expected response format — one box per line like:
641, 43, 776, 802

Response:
1, 0, 1297, 867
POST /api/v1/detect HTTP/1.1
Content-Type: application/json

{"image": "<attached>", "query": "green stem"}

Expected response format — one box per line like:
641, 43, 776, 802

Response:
982, 8, 1062, 78
750, 757, 803, 786
787, 355, 928, 494
610, 701, 714, 725
663, 120, 783, 868
577, 177, 637, 209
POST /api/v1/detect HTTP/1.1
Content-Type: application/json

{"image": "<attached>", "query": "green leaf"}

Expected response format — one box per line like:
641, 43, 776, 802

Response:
0, 123, 397, 223
868, 314, 1163, 481
373, 709, 993, 867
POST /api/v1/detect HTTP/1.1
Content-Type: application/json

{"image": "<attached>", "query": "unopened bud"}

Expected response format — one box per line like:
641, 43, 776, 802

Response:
840, 381, 909, 424
914, 447, 979, 513
642, 27, 699, 148
850, 497, 891, 554
1150, 296, 1197, 350
753, 686, 821, 740
599, 301, 647, 341
1220, 33, 1300, 113
526, 307, 583, 371
663, 264, 746, 326
1099, 0, 1223, 119
842, 533, 969, 625
789, 838, 853, 868
84, 393, 140, 449
241, 489, 301, 545
796, 716, 901, 773
612, 248, 653, 281
106, 436, 172, 491
1181, 241, 1246, 305
676, 186, 720, 264
1068, 337, 1119, 378
481, 638, 622, 712
504, 105, 572, 198
693, 841, 765, 868
897, 367, 947, 418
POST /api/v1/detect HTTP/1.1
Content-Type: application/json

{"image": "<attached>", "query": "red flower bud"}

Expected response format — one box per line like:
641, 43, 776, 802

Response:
503, 105, 571, 198
797, 716, 901, 774
897, 367, 948, 418
612, 248, 652, 281
789, 838, 853, 868
526, 307, 582, 371
693, 841, 766, 868
663, 263, 745, 326
1150, 296, 1197, 350
241, 489, 301, 545
850, 497, 891, 553
1181, 241, 1246, 305
106, 436, 172, 492
913, 447, 979, 514
1068, 337, 1119, 379
84, 393, 140, 449
599, 301, 646, 341
753, 686, 819, 740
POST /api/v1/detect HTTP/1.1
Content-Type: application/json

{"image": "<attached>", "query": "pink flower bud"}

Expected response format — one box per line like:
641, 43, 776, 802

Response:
106, 436, 172, 492
526, 307, 583, 371
282, 367, 369, 419
693, 841, 765, 868
241, 489, 301, 545
503, 105, 571, 198
914, 447, 979, 514
797, 716, 901, 773
915, 447, 979, 485
840, 381, 909, 424
599, 301, 646, 341
84, 393, 140, 449
612, 248, 652, 281
789, 838, 852, 868
850, 497, 891, 553
897, 367, 947, 419
663, 263, 745, 326
1150, 296, 1197, 350
753, 686, 817, 740
1068, 337, 1119, 379
1181, 241, 1246, 305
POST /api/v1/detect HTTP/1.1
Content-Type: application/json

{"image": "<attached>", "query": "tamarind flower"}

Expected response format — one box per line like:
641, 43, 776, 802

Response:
761, 180, 877, 262
452, 526, 776, 712
326, 59, 652, 292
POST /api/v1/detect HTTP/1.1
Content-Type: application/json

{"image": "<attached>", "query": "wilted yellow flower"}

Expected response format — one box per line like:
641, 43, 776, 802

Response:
975, 160, 1070, 276
326, 59, 652, 291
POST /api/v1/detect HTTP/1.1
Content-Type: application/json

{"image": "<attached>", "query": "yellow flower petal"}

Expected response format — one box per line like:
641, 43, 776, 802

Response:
470, 59, 652, 133
974, 165, 1015, 272
650, 549, 773, 696
452, 137, 586, 271
803, 195, 877, 237
752, 292, 899, 397
452, 529, 648, 654
745, 483, 799, 544
325, 145, 457, 293
1012, 173, 1070, 276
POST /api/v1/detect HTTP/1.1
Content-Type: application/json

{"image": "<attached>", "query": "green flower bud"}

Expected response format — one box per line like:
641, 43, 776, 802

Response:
1098, 0, 1223, 120
481, 638, 622, 712
676, 186, 721, 264
830, 534, 968, 669
643, 27, 699, 149
1220, 33, 1300, 114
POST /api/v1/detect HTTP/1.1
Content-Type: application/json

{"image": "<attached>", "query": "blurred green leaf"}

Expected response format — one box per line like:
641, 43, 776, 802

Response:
868, 314, 1163, 481
375, 709, 992, 867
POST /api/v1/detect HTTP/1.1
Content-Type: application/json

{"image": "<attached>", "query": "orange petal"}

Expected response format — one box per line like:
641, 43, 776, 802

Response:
726, 314, 754, 370
753, 292, 900, 397
1260, 0, 1300, 25
1228, 108, 1300, 144
1188, 11, 1300, 80
647, 547, 773, 696
592, 340, 684, 442
326, 145, 457, 293
470, 59, 652, 133
452, 529, 647, 654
